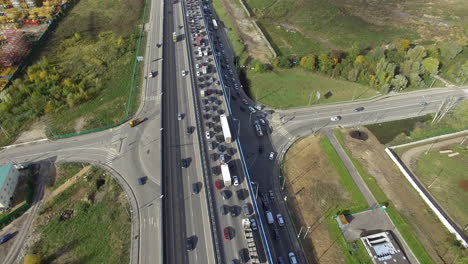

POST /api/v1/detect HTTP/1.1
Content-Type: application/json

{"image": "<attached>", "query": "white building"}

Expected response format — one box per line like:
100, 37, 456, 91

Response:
0, 163, 20, 211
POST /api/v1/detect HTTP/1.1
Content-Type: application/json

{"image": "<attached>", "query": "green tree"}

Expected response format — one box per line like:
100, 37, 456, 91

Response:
409, 73, 423, 87
372, 58, 396, 92
299, 55, 316, 71
426, 45, 440, 58
355, 55, 366, 65
318, 54, 333, 73
394, 39, 411, 52
421, 57, 440, 75
254, 62, 269, 73
391, 74, 408, 91
406, 45, 427, 61
272, 57, 292, 68
440, 42, 463, 60
74, 32, 81, 41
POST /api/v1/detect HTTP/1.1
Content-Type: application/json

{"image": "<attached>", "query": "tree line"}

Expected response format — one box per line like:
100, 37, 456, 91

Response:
254, 40, 468, 93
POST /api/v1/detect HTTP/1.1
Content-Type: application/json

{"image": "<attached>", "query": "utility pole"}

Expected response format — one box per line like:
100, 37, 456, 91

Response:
425, 139, 438, 155
460, 135, 468, 145
297, 226, 303, 238
308, 91, 314, 106
303, 226, 311, 239
0, 125, 10, 138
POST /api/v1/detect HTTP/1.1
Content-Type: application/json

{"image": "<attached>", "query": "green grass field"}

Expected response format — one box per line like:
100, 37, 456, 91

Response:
32, 165, 130, 263
246, 68, 379, 108
52, 163, 85, 190
415, 144, 468, 231
319, 136, 368, 211
0, 0, 146, 145
245, 0, 418, 56
45, 0, 147, 134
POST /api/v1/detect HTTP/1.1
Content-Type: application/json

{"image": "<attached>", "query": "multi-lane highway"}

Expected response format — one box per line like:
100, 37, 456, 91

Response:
0, 0, 467, 261
161, 0, 215, 262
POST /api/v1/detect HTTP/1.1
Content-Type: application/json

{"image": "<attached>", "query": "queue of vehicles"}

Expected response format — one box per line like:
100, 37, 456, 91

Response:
183, 0, 266, 262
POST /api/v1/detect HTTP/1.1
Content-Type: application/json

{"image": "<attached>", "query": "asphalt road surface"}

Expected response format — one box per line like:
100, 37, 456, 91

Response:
0, 0, 467, 261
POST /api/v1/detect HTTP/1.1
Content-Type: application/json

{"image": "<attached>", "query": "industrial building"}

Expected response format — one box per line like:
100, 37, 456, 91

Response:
361, 232, 411, 264
0, 163, 20, 211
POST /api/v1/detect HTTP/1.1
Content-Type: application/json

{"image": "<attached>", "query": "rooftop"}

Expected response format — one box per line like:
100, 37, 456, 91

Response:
0, 163, 14, 188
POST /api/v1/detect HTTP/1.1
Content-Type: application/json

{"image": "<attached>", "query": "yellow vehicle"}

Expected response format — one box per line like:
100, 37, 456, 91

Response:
129, 117, 148, 127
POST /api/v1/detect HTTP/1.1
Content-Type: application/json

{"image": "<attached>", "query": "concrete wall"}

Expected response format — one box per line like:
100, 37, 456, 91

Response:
385, 148, 468, 248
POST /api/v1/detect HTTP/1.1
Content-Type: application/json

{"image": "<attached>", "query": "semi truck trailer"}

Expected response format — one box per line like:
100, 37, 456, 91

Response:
220, 114, 232, 143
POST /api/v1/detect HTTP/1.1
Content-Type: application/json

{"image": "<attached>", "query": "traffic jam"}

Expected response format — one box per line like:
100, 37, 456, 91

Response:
183, 0, 263, 263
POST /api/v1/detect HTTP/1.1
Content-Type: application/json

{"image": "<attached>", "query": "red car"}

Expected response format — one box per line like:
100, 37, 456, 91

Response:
223, 228, 230, 241
215, 180, 223, 190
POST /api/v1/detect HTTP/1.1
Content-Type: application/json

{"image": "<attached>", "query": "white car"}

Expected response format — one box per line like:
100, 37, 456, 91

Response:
255, 105, 262, 111
195, 63, 200, 68
250, 218, 258, 230
330, 116, 341, 121
289, 252, 298, 264
232, 175, 239, 186
269, 152, 275, 160
205, 131, 211, 139
177, 113, 183, 121
276, 214, 285, 226
248, 106, 256, 113
196, 71, 201, 77
182, 70, 186, 76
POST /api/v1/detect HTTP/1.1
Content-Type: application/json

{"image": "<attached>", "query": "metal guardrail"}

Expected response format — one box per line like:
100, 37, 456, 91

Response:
180, 0, 223, 262
198, 5, 274, 263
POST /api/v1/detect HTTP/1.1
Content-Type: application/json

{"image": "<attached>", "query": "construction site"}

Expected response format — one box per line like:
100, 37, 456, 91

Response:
0, 0, 68, 91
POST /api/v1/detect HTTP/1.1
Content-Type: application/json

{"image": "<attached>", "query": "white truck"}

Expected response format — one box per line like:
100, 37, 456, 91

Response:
212, 19, 218, 30
221, 163, 231, 186
220, 114, 232, 143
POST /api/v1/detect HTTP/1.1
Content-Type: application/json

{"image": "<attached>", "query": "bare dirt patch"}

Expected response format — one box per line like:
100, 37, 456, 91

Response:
74, 117, 87, 133
332, 0, 468, 43
13, 120, 47, 144
220, 0, 273, 62
459, 180, 468, 192
283, 134, 351, 264
340, 127, 466, 263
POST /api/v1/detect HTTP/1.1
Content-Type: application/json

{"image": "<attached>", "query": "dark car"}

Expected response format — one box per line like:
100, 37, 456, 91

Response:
186, 126, 194, 134
221, 190, 231, 200
258, 145, 263, 153
268, 190, 275, 201
186, 237, 194, 251
277, 256, 286, 264
137, 177, 146, 185
230, 206, 238, 217
355, 106, 365, 112
272, 228, 280, 240
221, 205, 230, 215
0, 233, 13, 245
181, 159, 189, 168
192, 183, 199, 194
